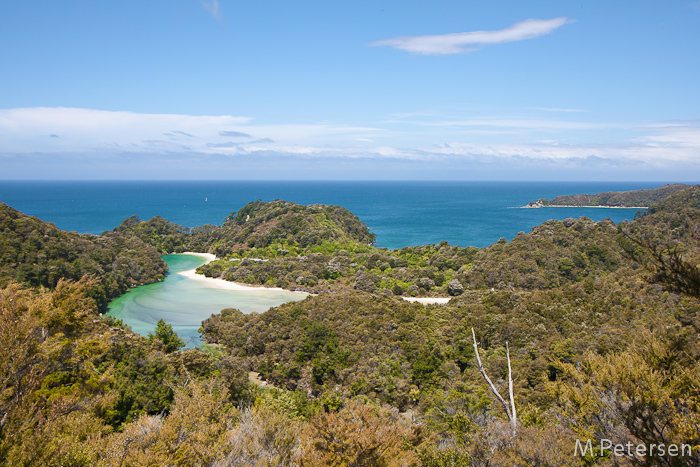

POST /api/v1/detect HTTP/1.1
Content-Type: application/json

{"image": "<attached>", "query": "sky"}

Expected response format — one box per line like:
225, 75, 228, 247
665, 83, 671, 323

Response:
1, 0, 699, 180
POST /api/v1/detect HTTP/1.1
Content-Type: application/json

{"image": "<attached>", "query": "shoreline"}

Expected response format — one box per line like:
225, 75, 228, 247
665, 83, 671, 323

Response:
521, 204, 647, 209
177, 252, 309, 294
544, 205, 647, 209
180, 253, 450, 303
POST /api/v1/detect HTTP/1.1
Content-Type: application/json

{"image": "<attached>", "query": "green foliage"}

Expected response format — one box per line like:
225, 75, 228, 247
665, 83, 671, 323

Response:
105, 343, 174, 428
465, 216, 625, 290
198, 239, 476, 297
536, 183, 690, 207
0, 203, 167, 311
2, 186, 700, 466
116, 199, 376, 257
148, 319, 185, 353
549, 332, 700, 465
0, 278, 113, 465
297, 399, 421, 466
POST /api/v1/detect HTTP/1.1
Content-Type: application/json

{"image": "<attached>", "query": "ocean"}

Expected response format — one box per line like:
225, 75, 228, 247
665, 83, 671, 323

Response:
0, 180, 668, 249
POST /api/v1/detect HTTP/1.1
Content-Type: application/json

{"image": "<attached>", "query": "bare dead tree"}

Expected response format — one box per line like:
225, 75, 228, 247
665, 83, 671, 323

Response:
471, 328, 517, 433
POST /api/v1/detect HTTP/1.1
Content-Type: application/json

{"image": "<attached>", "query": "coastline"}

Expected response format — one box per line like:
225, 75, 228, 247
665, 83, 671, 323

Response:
544, 205, 647, 209
521, 204, 647, 209
181, 253, 450, 302
177, 252, 309, 294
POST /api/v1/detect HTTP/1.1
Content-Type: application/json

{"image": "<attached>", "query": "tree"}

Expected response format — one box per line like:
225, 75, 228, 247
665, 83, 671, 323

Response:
549, 333, 700, 466
471, 328, 517, 434
619, 230, 700, 299
297, 399, 420, 466
0, 279, 113, 466
148, 319, 184, 353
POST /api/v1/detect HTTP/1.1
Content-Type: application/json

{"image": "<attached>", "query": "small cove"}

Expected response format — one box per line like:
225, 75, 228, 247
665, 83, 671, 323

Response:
107, 254, 308, 347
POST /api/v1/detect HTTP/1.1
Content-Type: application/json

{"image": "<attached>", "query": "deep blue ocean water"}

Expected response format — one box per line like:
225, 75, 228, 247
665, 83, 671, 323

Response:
0, 180, 674, 248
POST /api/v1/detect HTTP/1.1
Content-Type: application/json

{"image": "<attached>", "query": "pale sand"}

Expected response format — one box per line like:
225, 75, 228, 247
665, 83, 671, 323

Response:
181, 251, 218, 263
177, 252, 308, 294
402, 297, 451, 305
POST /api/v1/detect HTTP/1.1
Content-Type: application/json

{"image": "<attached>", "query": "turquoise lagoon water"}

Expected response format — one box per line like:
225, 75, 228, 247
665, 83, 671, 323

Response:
107, 254, 308, 347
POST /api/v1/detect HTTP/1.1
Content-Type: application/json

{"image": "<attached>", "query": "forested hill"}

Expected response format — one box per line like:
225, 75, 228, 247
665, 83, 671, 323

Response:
0, 202, 166, 310
524, 183, 689, 208
114, 199, 376, 256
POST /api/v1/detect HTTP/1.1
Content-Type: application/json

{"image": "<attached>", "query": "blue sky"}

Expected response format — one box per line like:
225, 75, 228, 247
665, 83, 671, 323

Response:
1, 0, 699, 180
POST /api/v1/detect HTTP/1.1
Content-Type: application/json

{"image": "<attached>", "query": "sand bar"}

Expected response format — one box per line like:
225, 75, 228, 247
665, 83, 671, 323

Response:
177, 252, 308, 294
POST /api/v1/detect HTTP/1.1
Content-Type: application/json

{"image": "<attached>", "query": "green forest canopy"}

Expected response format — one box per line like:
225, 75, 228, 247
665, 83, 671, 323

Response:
1, 186, 699, 465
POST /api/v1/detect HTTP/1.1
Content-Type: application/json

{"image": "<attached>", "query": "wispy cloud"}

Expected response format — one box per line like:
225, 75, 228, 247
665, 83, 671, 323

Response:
530, 107, 587, 113
201, 0, 222, 21
384, 116, 616, 131
0, 107, 379, 154
219, 130, 251, 138
0, 107, 250, 153
636, 120, 700, 148
369, 18, 572, 55
206, 142, 240, 148
440, 118, 611, 130
2, 107, 698, 180
164, 130, 194, 140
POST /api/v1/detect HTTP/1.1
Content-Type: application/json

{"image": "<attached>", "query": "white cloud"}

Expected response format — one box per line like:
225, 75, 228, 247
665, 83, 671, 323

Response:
636, 121, 700, 148
201, 0, 222, 21
2, 107, 699, 180
0, 107, 251, 152
369, 18, 572, 55
0, 107, 381, 154
382, 116, 617, 132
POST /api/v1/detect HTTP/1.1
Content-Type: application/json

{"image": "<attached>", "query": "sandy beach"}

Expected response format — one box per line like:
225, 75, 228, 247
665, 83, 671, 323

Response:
402, 297, 451, 305
180, 253, 448, 301
178, 252, 308, 294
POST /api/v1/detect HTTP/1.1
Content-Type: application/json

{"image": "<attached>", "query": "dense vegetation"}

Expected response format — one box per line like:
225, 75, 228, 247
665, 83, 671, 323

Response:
1, 186, 699, 466
115, 200, 480, 296
0, 203, 167, 310
113, 199, 375, 256
526, 183, 689, 208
